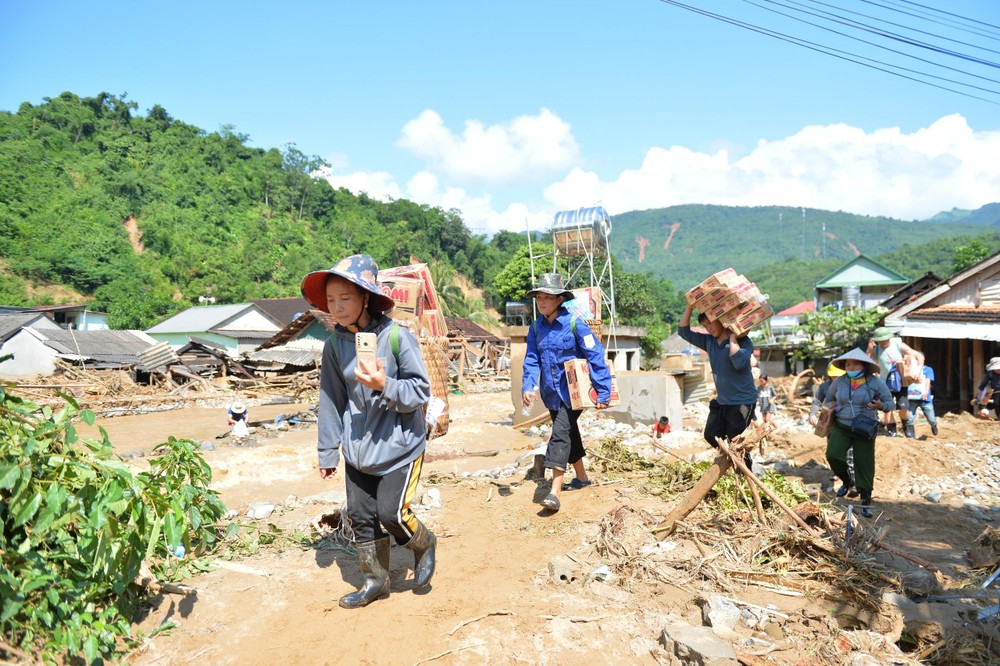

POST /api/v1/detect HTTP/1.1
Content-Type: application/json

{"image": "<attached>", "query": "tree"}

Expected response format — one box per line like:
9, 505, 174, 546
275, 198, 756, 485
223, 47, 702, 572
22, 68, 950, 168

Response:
791, 306, 885, 367
953, 239, 991, 273
489, 244, 557, 304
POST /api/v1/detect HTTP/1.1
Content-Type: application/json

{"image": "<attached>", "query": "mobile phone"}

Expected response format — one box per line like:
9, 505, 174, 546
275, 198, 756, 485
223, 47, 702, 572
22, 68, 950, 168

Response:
355, 332, 377, 367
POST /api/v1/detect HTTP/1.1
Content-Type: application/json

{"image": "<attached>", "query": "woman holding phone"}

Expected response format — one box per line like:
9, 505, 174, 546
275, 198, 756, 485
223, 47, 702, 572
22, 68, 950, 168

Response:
300, 254, 435, 609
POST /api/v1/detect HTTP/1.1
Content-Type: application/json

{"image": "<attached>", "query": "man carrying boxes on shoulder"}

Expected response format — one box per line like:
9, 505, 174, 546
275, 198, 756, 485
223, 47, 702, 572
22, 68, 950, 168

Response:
680, 269, 773, 468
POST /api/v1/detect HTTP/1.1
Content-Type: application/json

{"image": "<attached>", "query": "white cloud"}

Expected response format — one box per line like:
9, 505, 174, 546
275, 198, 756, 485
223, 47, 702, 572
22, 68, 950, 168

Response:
546, 114, 1000, 222
321, 112, 1000, 238
397, 108, 580, 185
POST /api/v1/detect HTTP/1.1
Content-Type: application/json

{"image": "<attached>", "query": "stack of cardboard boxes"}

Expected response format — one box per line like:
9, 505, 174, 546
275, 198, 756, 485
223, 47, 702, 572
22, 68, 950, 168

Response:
378, 263, 448, 338
685, 268, 773, 335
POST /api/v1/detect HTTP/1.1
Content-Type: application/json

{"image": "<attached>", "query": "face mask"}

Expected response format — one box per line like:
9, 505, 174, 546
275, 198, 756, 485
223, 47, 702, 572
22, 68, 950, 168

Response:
846, 369, 863, 379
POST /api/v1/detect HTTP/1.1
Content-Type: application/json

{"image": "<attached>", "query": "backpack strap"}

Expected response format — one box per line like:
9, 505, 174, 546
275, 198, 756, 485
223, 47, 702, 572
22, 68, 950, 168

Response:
329, 323, 402, 363
532, 315, 578, 340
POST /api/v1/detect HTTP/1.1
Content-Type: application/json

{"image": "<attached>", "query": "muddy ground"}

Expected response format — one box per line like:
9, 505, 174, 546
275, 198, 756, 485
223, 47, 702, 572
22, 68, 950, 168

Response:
71, 379, 1000, 665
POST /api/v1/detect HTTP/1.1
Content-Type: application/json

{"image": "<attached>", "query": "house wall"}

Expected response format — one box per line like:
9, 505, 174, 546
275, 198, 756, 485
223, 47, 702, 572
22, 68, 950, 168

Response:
75, 311, 109, 331
0, 330, 58, 377
816, 285, 897, 309
223, 310, 281, 331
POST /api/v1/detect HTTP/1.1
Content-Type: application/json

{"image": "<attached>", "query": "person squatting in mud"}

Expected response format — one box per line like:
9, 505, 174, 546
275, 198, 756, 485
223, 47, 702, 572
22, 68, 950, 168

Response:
301, 254, 436, 609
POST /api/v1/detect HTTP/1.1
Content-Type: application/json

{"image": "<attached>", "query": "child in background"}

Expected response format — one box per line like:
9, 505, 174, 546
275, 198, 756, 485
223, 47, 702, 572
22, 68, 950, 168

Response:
907, 364, 939, 437
652, 415, 671, 439
757, 375, 776, 428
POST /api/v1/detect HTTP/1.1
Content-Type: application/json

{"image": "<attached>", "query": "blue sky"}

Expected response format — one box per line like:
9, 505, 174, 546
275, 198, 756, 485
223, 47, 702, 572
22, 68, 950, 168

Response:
2, 0, 998, 235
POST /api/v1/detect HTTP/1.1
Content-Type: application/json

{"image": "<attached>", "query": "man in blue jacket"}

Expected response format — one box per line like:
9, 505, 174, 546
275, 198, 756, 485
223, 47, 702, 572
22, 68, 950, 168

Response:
679, 302, 757, 467
522, 273, 611, 514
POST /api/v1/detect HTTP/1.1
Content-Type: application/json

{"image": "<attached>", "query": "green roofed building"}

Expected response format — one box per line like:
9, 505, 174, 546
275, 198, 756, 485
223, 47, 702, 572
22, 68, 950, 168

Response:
814, 254, 909, 310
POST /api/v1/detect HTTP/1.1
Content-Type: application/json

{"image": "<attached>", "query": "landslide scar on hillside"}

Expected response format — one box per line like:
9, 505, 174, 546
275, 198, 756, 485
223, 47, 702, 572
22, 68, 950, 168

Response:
124, 216, 144, 254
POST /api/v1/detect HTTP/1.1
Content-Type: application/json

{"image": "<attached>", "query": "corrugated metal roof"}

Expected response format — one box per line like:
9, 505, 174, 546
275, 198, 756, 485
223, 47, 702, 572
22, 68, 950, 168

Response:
146, 303, 254, 333
251, 297, 312, 326
444, 316, 502, 341
257, 310, 337, 350
138, 341, 180, 371
247, 347, 321, 366
39, 330, 154, 357
208, 328, 278, 339
27, 304, 108, 315
776, 300, 815, 316
0, 313, 53, 342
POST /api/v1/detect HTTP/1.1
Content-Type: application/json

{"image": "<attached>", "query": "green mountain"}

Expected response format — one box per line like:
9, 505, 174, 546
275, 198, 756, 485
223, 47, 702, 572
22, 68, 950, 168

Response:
925, 203, 1000, 225
0, 92, 521, 328
609, 204, 998, 298
3, 91, 997, 330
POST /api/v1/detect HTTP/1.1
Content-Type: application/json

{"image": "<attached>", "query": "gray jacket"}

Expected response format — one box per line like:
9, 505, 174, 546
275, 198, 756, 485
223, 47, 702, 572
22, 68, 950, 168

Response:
823, 374, 894, 429
317, 315, 431, 475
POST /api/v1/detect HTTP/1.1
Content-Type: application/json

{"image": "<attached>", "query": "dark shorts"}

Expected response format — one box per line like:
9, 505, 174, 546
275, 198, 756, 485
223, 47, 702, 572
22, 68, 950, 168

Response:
704, 400, 756, 447
890, 391, 908, 411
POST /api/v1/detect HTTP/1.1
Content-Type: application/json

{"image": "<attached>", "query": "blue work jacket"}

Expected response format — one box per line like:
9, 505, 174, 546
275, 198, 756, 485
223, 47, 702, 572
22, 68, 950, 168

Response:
522, 309, 612, 411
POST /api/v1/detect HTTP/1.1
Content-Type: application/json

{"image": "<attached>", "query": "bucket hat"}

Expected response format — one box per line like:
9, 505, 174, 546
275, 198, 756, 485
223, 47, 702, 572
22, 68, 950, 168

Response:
830, 348, 879, 373
526, 273, 574, 299
300, 254, 395, 314
872, 327, 894, 342
987, 356, 1000, 372
231, 402, 246, 414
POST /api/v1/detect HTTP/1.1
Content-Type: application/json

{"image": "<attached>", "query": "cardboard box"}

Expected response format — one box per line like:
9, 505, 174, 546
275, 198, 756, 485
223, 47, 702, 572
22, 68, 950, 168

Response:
567, 286, 602, 319
685, 268, 740, 304
728, 302, 774, 335
564, 358, 621, 410
703, 292, 743, 321
381, 263, 441, 312
378, 276, 423, 321
420, 308, 448, 337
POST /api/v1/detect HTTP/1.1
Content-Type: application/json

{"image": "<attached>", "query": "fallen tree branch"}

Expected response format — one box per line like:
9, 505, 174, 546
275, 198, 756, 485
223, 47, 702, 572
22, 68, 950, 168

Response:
446, 610, 514, 636
539, 614, 614, 623
717, 439, 821, 538
871, 538, 940, 573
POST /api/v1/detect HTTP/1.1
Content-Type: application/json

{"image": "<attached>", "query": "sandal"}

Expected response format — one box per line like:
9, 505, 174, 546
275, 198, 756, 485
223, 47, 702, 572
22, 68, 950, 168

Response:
561, 478, 593, 491
541, 494, 561, 512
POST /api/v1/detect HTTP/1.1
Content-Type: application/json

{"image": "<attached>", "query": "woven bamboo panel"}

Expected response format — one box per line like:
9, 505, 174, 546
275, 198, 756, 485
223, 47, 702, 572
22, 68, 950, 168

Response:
419, 338, 450, 438
585, 319, 603, 345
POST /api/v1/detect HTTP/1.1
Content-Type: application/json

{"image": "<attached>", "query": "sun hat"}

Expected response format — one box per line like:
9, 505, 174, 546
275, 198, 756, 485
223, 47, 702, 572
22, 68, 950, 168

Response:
831, 348, 880, 373
827, 364, 846, 378
526, 273, 574, 299
231, 402, 246, 414
987, 356, 1000, 372
872, 327, 894, 342
300, 254, 395, 314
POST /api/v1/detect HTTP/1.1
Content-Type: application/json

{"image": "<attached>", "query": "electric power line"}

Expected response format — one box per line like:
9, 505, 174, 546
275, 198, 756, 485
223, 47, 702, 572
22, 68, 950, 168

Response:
657, 0, 1000, 105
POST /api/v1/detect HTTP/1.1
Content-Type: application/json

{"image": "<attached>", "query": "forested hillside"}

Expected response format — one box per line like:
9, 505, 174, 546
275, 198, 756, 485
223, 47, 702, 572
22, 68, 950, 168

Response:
0, 92, 522, 328
2, 91, 997, 333
611, 204, 999, 298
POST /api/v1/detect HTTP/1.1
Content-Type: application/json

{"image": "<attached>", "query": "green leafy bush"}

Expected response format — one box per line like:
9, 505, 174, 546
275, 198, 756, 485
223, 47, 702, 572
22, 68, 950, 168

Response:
0, 386, 227, 663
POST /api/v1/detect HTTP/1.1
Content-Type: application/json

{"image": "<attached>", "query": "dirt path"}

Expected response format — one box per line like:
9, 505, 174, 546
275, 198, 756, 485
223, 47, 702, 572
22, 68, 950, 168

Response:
112, 387, 999, 665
